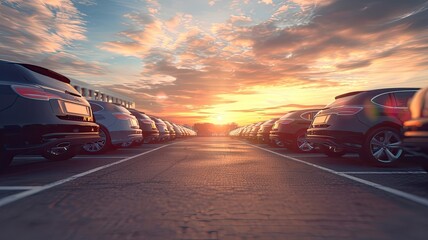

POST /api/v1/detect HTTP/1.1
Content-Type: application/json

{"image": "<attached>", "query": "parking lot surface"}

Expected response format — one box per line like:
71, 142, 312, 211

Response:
0, 137, 427, 240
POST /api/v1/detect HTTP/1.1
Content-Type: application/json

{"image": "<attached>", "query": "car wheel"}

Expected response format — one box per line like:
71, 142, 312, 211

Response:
291, 131, 314, 153
82, 126, 112, 154
42, 144, 80, 161
0, 149, 13, 171
360, 127, 404, 166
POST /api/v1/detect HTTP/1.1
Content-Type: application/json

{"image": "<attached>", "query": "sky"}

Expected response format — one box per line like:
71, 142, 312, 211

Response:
1, 0, 428, 125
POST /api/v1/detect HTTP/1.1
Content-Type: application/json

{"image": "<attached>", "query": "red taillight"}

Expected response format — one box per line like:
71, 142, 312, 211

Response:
329, 106, 363, 115
12, 85, 60, 101
113, 113, 133, 120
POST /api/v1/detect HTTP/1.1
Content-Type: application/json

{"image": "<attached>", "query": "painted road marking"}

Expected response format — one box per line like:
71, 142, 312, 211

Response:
0, 186, 42, 191
0, 143, 175, 208
340, 171, 426, 175
246, 142, 428, 208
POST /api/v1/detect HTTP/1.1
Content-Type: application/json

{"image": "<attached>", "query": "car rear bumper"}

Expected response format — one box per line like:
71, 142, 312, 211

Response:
110, 129, 143, 145
306, 130, 364, 152
5, 132, 101, 155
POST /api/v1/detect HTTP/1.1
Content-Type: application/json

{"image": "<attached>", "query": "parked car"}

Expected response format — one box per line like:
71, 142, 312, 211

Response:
269, 109, 321, 152
248, 122, 264, 142
307, 88, 418, 166
82, 101, 142, 154
128, 109, 159, 143
242, 124, 255, 139
172, 123, 183, 138
150, 116, 170, 142
402, 86, 428, 171
163, 120, 176, 140
257, 118, 279, 143
0, 60, 100, 170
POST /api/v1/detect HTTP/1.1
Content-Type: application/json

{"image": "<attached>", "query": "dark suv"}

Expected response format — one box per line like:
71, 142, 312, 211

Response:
0, 60, 100, 169
128, 109, 159, 143
269, 109, 320, 152
257, 118, 279, 143
307, 88, 418, 166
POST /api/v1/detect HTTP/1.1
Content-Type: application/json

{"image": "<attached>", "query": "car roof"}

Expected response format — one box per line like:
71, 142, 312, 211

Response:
336, 88, 420, 99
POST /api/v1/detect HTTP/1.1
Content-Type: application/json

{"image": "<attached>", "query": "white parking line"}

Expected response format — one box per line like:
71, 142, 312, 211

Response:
245, 142, 428, 208
340, 171, 427, 175
14, 156, 126, 160
0, 186, 42, 191
0, 143, 175, 208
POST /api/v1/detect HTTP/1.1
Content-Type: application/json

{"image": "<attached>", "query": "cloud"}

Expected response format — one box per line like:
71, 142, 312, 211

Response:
0, 0, 86, 54
259, 0, 273, 5
0, 0, 105, 78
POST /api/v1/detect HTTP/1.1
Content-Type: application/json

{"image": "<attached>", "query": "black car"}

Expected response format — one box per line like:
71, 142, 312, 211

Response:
128, 109, 159, 143
248, 121, 264, 142
269, 109, 320, 152
402, 86, 428, 171
149, 116, 170, 142
0, 60, 100, 170
257, 118, 279, 143
307, 88, 418, 166
163, 120, 176, 140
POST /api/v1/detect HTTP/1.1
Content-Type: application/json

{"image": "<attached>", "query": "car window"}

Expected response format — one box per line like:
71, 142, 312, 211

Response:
279, 112, 294, 120
19, 65, 80, 95
309, 111, 318, 120
139, 113, 152, 120
372, 93, 394, 107
90, 103, 103, 112
300, 112, 311, 120
0, 63, 29, 83
114, 105, 132, 114
326, 94, 358, 108
393, 91, 416, 108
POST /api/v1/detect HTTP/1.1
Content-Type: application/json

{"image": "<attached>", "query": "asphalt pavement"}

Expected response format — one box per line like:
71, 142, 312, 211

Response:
0, 137, 427, 240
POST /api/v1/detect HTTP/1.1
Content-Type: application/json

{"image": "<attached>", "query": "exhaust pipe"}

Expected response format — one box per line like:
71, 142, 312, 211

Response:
48, 142, 71, 156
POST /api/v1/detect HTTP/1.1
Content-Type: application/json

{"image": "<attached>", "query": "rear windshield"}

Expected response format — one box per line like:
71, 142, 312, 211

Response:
114, 105, 132, 114
325, 94, 359, 108
279, 112, 295, 120
0, 63, 29, 83
18, 64, 80, 95
139, 113, 151, 120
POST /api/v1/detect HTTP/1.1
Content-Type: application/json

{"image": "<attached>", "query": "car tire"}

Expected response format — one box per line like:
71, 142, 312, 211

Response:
82, 126, 112, 154
42, 145, 80, 161
360, 126, 404, 167
0, 149, 13, 171
291, 130, 315, 153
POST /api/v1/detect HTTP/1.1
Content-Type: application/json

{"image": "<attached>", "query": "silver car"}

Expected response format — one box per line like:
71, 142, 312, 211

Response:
82, 100, 143, 154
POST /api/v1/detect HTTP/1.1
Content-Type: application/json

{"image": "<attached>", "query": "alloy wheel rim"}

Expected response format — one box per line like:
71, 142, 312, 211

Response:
369, 130, 403, 163
83, 129, 107, 152
297, 134, 314, 152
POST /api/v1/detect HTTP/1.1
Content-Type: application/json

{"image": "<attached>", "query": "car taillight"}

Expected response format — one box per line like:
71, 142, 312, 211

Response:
329, 106, 363, 115
12, 85, 60, 101
113, 113, 133, 120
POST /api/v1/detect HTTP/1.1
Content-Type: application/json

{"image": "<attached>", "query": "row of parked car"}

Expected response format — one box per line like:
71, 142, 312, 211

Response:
230, 87, 428, 170
0, 60, 196, 170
